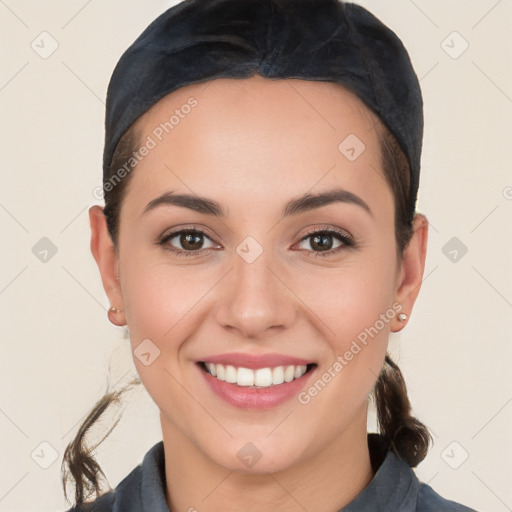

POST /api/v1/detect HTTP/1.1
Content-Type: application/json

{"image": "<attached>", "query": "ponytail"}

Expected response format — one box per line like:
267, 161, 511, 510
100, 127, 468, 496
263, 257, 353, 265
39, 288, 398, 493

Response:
61, 376, 141, 508
373, 354, 432, 467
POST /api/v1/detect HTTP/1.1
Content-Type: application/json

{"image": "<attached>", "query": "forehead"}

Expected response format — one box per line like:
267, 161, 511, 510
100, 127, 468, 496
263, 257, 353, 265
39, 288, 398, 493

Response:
137, 75, 379, 148
124, 75, 388, 215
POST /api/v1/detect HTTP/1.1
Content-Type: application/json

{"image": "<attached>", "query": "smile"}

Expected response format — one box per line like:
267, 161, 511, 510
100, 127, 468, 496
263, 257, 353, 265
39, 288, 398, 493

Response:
201, 362, 312, 388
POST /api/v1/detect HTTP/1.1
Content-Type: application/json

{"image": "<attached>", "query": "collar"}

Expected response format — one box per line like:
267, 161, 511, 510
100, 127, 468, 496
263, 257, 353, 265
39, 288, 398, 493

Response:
111, 434, 420, 511
340, 434, 420, 511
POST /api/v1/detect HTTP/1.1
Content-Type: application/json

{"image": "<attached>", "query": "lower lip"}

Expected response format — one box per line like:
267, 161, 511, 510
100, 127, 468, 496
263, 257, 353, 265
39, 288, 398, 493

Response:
198, 363, 316, 410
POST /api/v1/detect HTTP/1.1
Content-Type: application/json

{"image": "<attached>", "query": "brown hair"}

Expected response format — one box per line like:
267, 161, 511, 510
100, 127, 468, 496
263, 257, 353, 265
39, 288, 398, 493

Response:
61, 100, 431, 508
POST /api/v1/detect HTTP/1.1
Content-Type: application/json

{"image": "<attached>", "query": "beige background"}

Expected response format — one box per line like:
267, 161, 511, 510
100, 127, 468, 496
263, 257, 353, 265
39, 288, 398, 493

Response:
1, 1, 511, 511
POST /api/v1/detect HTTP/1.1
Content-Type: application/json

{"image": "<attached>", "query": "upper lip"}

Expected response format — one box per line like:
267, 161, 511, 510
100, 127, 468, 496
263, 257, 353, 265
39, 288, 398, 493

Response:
199, 352, 314, 370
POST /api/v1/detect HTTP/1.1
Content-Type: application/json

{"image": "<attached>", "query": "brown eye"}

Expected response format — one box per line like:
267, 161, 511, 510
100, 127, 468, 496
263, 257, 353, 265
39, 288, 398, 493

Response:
179, 232, 204, 251
309, 233, 335, 252
296, 228, 354, 257
159, 229, 218, 256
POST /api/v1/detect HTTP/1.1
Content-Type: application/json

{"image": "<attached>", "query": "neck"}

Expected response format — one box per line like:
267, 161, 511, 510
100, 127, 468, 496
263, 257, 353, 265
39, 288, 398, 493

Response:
161, 411, 374, 512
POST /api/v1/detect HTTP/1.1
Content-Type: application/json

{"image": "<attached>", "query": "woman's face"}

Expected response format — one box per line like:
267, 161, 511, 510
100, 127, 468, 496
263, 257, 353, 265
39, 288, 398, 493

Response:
91, 75, 427, 474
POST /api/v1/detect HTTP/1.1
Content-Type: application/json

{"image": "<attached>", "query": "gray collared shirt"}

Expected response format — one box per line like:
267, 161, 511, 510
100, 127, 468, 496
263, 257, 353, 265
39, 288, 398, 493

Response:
65, 435, 478, 511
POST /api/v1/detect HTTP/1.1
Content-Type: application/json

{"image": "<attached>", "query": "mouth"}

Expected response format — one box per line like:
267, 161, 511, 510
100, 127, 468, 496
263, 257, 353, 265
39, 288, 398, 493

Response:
198, 361, 317, 389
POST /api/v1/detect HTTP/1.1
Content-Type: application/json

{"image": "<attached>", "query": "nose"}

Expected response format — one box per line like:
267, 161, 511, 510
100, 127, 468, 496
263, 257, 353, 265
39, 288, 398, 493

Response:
215, 242, 297, 340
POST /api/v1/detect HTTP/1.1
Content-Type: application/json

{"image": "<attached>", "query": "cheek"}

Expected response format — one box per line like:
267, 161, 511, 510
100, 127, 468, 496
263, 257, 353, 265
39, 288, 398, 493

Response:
119, 259, 209, 419
299, 252, 397, 349
335, 274, 395, 349
121, 254, 215, 342
295, 279, 394, 440
303, 250, 397, 400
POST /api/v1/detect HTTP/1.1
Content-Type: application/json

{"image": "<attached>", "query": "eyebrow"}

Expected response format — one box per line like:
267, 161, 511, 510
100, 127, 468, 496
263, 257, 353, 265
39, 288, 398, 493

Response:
142, 187, 372, 218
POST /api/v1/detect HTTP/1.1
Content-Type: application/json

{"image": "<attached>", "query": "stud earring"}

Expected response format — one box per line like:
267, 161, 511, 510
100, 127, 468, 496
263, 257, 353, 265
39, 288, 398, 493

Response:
109, 306, 123, 314
398, 313, 408, 322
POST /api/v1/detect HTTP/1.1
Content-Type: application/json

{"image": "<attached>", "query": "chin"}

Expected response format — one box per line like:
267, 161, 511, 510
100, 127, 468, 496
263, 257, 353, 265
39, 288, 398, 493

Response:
203, 432, 307, 475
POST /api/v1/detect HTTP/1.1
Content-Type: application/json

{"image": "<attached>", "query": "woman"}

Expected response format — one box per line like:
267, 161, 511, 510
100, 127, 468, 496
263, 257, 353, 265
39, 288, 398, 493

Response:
61, 0, 478, 510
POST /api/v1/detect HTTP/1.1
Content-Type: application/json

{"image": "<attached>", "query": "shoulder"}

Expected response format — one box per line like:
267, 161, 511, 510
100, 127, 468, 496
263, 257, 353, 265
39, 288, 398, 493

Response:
62, 491, 115, 512
363, 435, 479, 512
417, 482, 479, 512
61, 463, 143, 512
60, 441, 167, 512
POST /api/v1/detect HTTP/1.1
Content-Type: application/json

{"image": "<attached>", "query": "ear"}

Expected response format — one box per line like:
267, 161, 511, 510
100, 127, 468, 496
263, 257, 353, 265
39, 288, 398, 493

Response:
391, 213, 429, 332
89, 205, 126, 326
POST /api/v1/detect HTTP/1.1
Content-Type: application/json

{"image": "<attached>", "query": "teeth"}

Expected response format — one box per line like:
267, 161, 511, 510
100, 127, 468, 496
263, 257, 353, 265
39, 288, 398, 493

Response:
272, 366, 284, 385
237, 367, 254, 386
207, 362, 216, 377
216, 364, 225, 381
204, 363, 308, 388
284, 365, 295, 382
255, 368, 272, 387
225, 365, 237, 384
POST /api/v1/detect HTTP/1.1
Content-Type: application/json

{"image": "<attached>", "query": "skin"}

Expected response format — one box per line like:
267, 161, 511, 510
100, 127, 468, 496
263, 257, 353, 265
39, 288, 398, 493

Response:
90, 75, 428, 512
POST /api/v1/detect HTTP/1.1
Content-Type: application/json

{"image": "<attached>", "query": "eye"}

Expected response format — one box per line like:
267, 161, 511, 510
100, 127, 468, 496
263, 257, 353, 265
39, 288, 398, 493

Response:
295, 227, 355, 257
157, 225, 355, 258
158, 227, 220, 257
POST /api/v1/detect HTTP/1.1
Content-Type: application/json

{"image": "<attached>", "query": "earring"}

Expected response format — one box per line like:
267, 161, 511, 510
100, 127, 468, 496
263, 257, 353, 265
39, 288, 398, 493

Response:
109, 306, 123, 314
398, 313, 408, 322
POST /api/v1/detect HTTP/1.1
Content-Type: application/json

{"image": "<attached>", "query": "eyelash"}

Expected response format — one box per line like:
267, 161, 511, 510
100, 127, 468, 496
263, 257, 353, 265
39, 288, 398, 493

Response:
157, 225, 355, 258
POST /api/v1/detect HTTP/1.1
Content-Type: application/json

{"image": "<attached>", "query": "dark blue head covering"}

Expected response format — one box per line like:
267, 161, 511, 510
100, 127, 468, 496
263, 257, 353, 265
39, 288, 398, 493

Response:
104, 0, 423, 217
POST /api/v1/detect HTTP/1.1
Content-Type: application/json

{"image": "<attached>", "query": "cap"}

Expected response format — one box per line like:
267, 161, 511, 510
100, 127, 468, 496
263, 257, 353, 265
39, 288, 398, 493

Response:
103, 0, 423, 216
